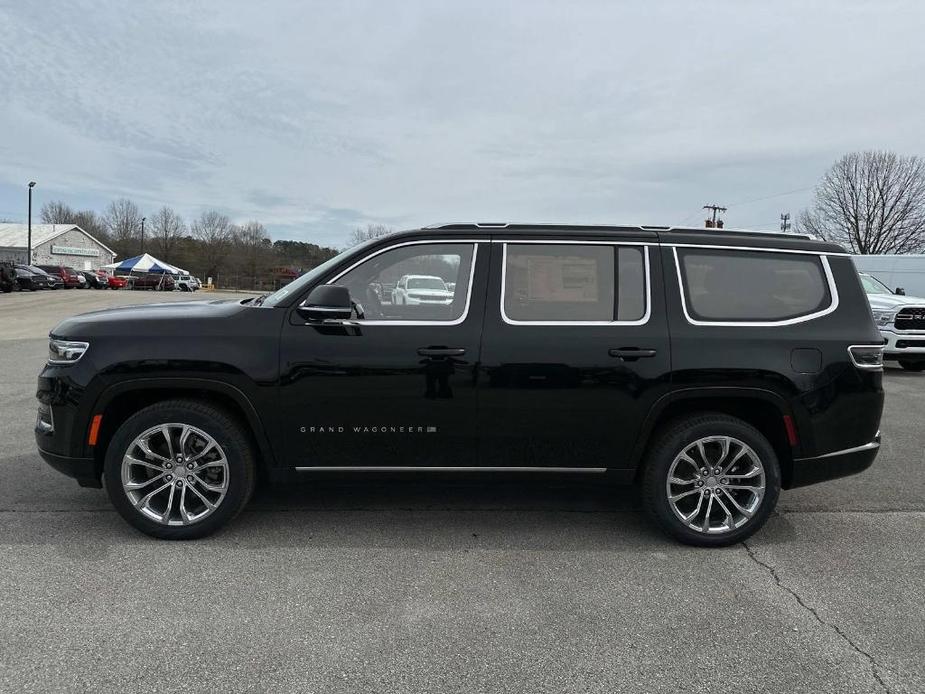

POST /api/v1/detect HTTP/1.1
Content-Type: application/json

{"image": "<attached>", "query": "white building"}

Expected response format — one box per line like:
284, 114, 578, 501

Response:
0, 223, 117, 270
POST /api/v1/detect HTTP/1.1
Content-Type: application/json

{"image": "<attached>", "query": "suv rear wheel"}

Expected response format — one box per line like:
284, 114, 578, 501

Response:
103, 400, 256, 540
641, 414, 781, 546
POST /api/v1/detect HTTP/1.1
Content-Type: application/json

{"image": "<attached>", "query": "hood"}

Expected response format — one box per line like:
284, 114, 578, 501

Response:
866, 293, 925, 310
50, 299, 246, 338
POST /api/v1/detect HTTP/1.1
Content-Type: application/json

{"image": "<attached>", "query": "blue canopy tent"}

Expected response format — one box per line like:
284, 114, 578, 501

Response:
101, 253, 188, 290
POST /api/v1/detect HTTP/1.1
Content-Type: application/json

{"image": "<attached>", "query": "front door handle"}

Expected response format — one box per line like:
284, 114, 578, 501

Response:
609, 348, 657, 361
417, 347, 466, 357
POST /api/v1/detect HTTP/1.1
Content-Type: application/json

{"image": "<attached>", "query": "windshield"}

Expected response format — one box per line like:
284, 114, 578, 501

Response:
408, 277, 447, 290
261, 238, 379, 308
860, 273, 893, 295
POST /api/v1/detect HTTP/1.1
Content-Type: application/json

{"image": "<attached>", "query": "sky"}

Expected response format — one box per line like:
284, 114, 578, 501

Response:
1, 0, 924, 248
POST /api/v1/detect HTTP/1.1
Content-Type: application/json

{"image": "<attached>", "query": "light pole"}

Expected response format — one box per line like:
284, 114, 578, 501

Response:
140, 216, 146, 254
27, 181, 36, 263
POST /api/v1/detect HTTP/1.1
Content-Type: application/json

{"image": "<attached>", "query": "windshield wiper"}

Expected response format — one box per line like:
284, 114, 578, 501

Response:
251, 293, 269, 306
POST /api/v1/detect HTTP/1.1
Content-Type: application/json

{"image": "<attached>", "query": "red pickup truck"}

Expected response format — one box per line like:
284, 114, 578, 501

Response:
36, 265, 82, 289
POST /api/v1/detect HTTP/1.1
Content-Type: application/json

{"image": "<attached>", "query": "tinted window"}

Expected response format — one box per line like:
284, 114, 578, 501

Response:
337, 243, 475, 322
503, 244, 646, 322
678, 249, 830, 322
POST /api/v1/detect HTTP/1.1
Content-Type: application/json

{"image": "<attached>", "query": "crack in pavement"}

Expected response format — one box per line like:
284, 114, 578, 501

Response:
742, 541, 891, 694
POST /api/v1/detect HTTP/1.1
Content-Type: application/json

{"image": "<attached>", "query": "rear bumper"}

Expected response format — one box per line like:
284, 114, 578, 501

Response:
37, 447, 101, 488
789, 433, 880, 488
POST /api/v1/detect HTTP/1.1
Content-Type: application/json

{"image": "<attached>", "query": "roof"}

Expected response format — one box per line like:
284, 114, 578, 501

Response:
399, 223, 844, 254
0, 223, 117, 256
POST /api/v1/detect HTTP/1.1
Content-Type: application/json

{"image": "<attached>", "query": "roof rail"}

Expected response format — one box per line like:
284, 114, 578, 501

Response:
661, 225, 812, 240
421, 222, 812, 239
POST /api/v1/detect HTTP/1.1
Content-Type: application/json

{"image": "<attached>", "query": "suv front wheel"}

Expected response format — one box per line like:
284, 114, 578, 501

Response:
641, 414, 781, 546
103, 400, 256, 540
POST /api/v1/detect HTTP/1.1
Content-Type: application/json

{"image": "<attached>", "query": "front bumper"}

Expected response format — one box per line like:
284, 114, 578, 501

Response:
789, 432, 880, 488
37, 447, 101, 488
880, 328, 925, 360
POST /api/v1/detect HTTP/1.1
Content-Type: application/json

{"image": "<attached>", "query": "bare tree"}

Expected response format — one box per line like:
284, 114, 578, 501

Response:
149, 206, 186, 263
799, 151, 925, 254
348, 223, 392, 247
190, 210, 232, 282
104, 198, 144, 247
232, 221, 272, 289
40, 200, 76, 224
71, 210, 108, 241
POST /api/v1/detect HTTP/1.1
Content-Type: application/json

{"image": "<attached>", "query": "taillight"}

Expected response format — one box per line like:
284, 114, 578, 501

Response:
848, 345, 884, 370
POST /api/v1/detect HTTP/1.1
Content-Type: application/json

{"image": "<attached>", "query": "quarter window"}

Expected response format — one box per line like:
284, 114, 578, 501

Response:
502, 244, 647, 323
335, 243, 475, 322
677, 248, 831, 322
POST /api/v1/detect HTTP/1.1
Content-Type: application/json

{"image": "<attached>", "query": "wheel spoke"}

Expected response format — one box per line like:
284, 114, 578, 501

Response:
725, 466, 762, 480
187, 441, 217, 463
719, 488, 755, 518
681, 491, 705, 522
190, 457, 226, 474
161, 483, 176, 523
716, 437, 731, 468
190, 473, 226, 493
124, 472, 167, 490
721, 446, 748, 474
137, 439, 169, 463
178, 425, 192, 456
712, 491, 735, 529
668, 476, 695, 486
161, 425, 176, 460
135, 481, 171, 510
701, 493, 714, 532
186, 481, 216, 510
125, 455, 164, 472
179, 484, 193, 523
696, 440, 707, 467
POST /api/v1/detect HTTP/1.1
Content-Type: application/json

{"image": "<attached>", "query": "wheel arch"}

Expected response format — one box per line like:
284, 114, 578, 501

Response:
631, 387, 799, 488
86, 378, 277, 483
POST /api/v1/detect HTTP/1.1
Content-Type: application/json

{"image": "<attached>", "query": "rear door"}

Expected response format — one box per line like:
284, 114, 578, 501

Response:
477, 232, 671, 469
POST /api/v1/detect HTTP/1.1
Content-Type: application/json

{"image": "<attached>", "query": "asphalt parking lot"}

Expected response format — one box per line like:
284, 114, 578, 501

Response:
1, 289, 923, 694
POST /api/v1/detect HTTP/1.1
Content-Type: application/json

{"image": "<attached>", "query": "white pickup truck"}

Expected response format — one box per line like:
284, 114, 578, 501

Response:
860, 272, 925, 371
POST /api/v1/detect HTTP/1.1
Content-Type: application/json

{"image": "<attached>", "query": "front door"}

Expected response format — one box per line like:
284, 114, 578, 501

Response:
477, 234, 671, 469
278, 239, 489, 468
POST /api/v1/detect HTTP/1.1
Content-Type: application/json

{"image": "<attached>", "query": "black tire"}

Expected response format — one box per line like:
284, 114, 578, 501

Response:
103, 399, 257, 540
641, 413, 781, 547
899, 360, 925, 372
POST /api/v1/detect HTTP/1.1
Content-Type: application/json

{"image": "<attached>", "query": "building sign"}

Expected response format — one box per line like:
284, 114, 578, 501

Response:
51, 245, 100, 257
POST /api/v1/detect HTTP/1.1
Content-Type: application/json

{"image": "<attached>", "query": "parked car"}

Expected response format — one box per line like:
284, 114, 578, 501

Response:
175, 274, 198, 292
106, 275, 128, 290
36, 265, 82, 289
859, 272, 925, 371
391, 274, 453, 305
13, 265, 54, 291
25, 265, 61, 289
36, 223, 884, 544
77, 270, 108, 289
0, 261, 15, 293
129, 274, 175, 291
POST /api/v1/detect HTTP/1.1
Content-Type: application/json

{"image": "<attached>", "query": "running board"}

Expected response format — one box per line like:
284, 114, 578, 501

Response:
293, 466, 608, 473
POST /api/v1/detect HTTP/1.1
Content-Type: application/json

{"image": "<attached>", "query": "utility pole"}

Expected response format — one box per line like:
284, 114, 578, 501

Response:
780, 212, 791, 233
703, 204, 727, 229
140, 216, 146, 255
27, 181, 37, 263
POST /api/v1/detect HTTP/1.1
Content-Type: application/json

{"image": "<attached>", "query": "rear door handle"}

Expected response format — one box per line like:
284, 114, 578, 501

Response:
609, 348, 657, 361
417, 347, 467, 357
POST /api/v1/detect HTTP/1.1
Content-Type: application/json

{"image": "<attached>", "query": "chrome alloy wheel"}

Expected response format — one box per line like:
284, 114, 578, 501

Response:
121, 423, 229, 526
665, 436, 766, 535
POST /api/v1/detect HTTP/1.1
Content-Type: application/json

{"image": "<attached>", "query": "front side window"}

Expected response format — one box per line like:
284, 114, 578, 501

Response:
335, 242, 475, 322
502, 243, 647, 323
677, 248, 832, 323
859, 273, 892, 296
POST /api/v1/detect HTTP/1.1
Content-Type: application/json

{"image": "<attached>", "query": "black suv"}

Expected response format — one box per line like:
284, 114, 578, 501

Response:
36, 224, 884, 545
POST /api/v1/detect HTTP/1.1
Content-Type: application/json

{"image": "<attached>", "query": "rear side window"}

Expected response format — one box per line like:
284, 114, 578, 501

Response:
502, 243, 647, 323
677, 248, 831, 323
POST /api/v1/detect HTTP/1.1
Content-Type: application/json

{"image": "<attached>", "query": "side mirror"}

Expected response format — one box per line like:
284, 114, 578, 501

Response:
896, 287, 906, 296
298, 284, 353, 321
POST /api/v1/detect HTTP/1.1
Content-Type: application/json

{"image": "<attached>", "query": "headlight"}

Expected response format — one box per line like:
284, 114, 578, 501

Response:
48, 339, 89, 365
871, 309, 897, 326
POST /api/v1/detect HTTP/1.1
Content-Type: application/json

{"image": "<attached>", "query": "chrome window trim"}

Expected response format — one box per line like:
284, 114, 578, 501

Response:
665, 242, 851, 257
492, 239, 657, 246
328, 239, 480, 327
672, 247, 840, 327
500, 242, 651, 327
